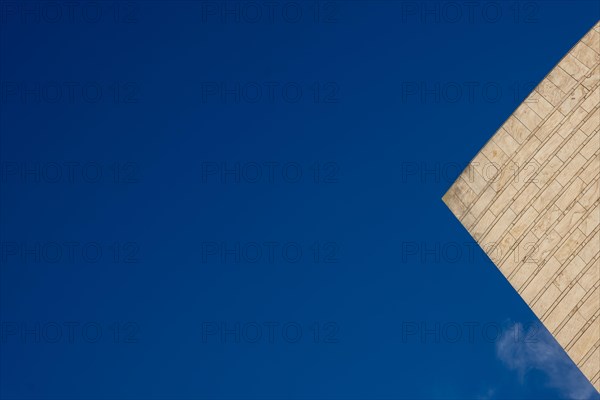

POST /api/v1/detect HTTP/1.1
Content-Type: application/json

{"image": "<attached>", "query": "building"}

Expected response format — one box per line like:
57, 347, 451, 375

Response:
443, 21, 600, 391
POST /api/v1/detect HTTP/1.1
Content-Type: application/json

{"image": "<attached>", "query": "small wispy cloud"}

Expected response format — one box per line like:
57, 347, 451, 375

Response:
496, 322, 599, 400
476, 387, 497, 400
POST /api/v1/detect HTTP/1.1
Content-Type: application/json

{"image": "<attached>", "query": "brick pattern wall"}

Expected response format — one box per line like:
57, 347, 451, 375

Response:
443, 21, 600, 391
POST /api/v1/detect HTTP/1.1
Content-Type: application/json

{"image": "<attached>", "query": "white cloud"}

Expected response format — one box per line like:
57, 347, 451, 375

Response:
496, 322, 599, 400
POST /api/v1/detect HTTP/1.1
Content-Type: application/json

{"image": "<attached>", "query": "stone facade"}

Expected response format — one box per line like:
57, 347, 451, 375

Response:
443, 21, 600, 391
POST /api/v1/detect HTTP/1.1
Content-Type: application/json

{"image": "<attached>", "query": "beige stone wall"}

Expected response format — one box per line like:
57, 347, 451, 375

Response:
443, 21, 600, 391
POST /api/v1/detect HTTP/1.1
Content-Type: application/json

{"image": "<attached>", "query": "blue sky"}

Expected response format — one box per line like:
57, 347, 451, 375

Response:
1, 1, 599, 399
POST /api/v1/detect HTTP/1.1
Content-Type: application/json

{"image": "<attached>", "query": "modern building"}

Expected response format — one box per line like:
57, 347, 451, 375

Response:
443, 21, 599, 391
